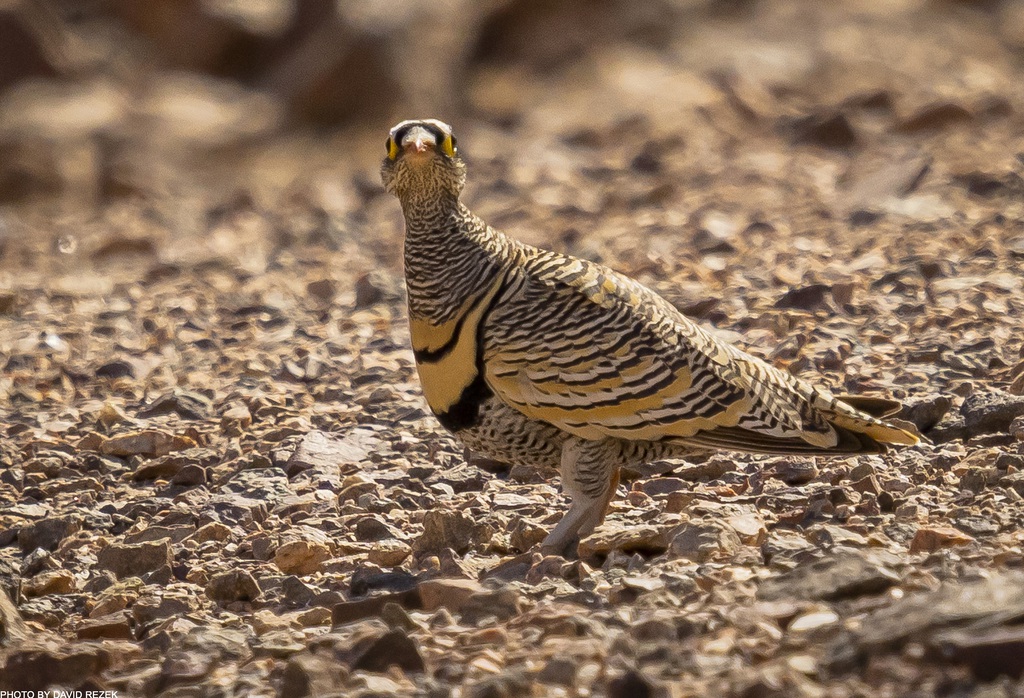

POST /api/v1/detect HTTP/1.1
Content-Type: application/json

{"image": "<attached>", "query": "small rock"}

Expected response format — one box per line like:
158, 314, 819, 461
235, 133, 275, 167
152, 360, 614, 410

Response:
220, 404, 252, 435
668, 520, 741, 562
417, 578, 485, 613
770, 458, 819, 484
899, 395, 952, 433
0, 643, 114, 691
909, 526, 975, 554
639, 477, 690, 496
306, 278, 338, 304
124, 525, 193, 545
280, 653, 347, 697
459, 586, 523, 624
961, 391, 1024, 436
413, 509, 482, 555
350, 629, 426, 674
274, 539, 332, 575
76, 611, 135, 640
354, 270, 401, 308
98, 430, 197, 457
758, 550, 900, 602
896, 101, 972, 133
331, 590, 420, 625
789, 608, 840, 632
23, 570, 75, 597
725, 513, 767, 546
286, 429, 378, 477
932, 625, 1024, 680
774, 284, 834, 312
137, 391, 211, 420
1002, 472, 1024, 497
790, 110, 858, 149
132, 594, 192, 625
0, 588, 28, 646
95, 360, 135, 379
607, 668, 656, 698
579, 523, 677, 557
538, 656, 577, 686
189, 522, 233, 544
206, 569, 261, 603
96, 540, 172, 580
170, 463, 207, 487
367, 540, 412, 567
17, 516, 80, 553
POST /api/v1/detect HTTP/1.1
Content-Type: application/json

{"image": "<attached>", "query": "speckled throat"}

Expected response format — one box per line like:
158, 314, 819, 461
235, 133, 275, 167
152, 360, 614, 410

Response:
402, 198, 509, 323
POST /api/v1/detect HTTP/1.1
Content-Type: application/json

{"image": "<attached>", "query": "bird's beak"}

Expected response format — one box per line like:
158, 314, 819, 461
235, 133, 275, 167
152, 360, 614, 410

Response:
401, 126, 436, 156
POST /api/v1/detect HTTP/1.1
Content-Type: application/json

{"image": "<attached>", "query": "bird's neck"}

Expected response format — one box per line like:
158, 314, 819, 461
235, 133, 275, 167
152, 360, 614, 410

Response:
400, 195, 503, 323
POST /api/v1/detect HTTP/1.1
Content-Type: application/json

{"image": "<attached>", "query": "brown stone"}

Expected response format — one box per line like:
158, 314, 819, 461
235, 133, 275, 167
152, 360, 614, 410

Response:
909, 526, 975, 554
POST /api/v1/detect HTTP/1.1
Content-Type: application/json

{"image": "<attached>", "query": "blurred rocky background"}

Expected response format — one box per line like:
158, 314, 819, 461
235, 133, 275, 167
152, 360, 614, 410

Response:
3, 1, 1024, 696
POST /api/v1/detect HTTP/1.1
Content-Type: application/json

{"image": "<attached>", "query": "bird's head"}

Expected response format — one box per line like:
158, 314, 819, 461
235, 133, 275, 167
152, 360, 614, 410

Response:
381, 118, 466, 204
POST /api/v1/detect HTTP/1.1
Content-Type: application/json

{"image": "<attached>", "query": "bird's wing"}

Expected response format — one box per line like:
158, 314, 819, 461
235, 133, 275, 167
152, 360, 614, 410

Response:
482, 250, 918, 453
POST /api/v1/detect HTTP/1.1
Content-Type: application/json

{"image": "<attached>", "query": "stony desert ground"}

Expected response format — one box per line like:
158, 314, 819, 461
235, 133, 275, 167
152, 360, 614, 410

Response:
2, 0, 1024, 696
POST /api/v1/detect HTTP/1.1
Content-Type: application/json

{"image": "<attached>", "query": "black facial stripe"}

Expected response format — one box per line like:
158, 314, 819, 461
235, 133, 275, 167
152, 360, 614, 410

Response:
393, 125, 412, 146
393, 122, 448, 149
425, 124, 446, 143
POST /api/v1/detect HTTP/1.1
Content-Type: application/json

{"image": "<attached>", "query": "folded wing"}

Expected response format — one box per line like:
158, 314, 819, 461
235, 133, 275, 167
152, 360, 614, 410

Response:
482, 251, 918, 455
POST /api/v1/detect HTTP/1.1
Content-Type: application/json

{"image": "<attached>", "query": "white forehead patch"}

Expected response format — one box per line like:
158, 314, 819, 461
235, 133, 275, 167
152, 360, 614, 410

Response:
389, 118, 453, 139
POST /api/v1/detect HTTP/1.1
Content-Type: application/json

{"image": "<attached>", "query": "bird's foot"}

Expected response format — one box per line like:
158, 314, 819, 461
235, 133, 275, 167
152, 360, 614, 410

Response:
540, 534, 580, 560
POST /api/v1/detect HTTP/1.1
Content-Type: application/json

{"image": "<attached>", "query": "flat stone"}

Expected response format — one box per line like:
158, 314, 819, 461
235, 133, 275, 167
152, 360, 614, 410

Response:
274, 538, 332, 575
909, 526, 975, 553
96, 540, 172, 580
98, 430, 197, 457
124, 524, 195, 544
961, 391, 1024, 436
132, 594, 193, 625
280, 652, 347, 696
76, 611, 135, 640
17, 516, 81, 553
206, 569, 261, 603
418, 578, 485, 613
331, 590, 421, 626
413, 509, 482, 555
668, 520, 741, 562
286, 428, 379, 479
854, 572, 1024, 653
23, 570, 76, 597
367, 540, 412, 567
350, 629, 425, 674
579, 523, 679, 557
758, 550, 901, 602
932, 625, 1024, 680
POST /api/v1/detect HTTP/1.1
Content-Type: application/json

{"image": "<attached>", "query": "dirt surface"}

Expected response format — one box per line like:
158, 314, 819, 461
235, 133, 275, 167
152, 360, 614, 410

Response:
2, 0, 1024, 696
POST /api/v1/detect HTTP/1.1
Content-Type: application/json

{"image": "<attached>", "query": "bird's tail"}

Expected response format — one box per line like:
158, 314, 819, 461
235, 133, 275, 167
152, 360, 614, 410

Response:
830, 394, 922, 446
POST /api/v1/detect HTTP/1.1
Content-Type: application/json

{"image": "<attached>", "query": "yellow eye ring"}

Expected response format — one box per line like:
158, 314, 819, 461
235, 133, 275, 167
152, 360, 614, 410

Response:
441, 134, 456, 158
387, 137, 399, 160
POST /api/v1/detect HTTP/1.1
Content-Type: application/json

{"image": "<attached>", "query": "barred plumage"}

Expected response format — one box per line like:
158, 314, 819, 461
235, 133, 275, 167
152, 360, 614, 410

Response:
382, 119, 920, 556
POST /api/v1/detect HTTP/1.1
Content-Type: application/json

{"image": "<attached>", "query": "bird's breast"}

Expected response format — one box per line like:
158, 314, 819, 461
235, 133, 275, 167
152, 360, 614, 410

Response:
409, 278, 505, 432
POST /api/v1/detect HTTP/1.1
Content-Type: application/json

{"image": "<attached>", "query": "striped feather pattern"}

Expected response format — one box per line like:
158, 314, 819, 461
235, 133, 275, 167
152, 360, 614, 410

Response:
383, 117, 919, 475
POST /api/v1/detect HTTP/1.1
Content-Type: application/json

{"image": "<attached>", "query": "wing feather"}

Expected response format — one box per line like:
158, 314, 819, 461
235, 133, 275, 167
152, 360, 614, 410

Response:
482, 249, 918, 452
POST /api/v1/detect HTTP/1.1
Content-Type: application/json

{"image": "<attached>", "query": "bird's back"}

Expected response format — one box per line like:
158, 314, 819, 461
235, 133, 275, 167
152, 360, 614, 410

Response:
479, 239, 918, 455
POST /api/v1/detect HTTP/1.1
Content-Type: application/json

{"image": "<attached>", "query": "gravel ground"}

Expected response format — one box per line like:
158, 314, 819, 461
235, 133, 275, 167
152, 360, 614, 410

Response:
2, 1, 1024, 696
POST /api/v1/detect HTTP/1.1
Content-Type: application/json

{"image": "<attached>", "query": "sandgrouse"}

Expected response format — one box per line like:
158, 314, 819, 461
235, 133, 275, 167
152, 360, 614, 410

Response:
381, 118, 919, 557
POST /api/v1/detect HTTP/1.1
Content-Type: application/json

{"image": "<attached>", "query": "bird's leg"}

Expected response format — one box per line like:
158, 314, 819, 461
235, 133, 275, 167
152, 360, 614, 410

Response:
541, 438, 622, 558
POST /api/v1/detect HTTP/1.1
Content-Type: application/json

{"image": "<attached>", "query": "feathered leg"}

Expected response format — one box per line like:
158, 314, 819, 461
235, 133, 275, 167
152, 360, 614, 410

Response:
541, 437, 622, 557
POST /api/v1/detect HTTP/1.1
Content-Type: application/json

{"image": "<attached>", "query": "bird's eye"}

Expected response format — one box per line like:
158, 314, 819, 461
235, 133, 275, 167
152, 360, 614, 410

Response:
441, 134, 457, 158
386, 137, 399, 160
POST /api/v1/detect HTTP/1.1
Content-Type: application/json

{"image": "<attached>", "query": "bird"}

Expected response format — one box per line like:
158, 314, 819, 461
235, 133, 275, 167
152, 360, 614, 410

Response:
381, 118, 920, 557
